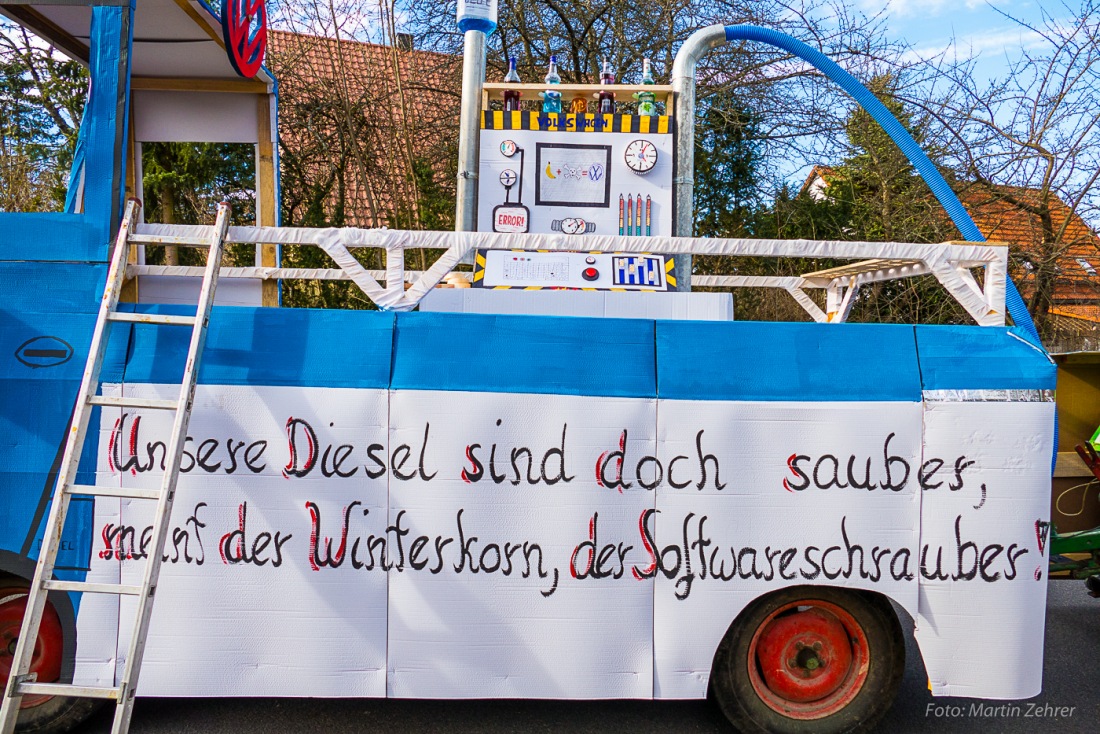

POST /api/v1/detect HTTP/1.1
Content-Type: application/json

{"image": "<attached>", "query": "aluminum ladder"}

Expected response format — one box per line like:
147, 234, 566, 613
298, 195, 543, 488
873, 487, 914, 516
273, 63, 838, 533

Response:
0, 200, 230, 734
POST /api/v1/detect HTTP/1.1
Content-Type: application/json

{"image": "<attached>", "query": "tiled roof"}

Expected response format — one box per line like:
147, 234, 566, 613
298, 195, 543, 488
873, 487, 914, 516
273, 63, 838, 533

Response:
267, 31, 461, 228
957, 185, 1100, 310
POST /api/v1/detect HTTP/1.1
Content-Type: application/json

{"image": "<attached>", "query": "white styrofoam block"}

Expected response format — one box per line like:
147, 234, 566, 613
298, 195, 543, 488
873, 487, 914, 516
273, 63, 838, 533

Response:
419, 289, 733, 321
96, 385, 389, 697
137, 275, 262, 307
651, 400, 922, 698
916, 400, 1054, 700
77, 384, 1051, 703
386, 390, 656, 699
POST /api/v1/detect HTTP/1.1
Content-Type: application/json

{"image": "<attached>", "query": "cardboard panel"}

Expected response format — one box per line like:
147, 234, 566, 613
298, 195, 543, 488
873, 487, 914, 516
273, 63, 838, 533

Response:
134, 91, 261, 144
95, 384, 389, 696
13, 308, 1052, 702
477, 120, 673, 238
419, 289, 733, 320
116, 305, 395, 388
657, 322, 922, 401
916, 400, 1054, 699
386, 390, 656, 698
393, 312, 656, 398
652, 400, 922, 698
0, 213, 106, 263
916, 325, 1057, 391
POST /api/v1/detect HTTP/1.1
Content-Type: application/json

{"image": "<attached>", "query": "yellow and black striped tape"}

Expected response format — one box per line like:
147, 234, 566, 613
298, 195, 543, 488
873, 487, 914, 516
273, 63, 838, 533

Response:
481, 111, 672, 135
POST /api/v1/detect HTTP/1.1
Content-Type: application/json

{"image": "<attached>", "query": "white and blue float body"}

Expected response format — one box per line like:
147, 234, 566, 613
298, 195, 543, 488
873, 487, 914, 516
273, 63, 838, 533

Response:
0, 7, 1056, 721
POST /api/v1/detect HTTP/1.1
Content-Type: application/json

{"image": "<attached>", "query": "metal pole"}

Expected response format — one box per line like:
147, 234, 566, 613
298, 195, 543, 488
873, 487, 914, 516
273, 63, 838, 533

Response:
671, 24, 728, 290
455, 29, 487, 234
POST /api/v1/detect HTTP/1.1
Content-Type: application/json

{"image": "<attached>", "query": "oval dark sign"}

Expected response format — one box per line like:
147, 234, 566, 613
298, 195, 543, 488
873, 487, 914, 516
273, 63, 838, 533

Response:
15, 336, 74, 369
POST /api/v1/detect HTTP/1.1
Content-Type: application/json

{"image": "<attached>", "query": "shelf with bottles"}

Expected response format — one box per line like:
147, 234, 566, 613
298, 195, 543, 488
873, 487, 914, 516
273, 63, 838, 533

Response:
481, 83, 674, 114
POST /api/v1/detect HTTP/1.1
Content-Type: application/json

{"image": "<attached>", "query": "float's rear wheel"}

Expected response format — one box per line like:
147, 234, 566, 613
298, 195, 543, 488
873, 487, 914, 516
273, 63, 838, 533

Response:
710, 586, 904, 734
0, 586, 100, 733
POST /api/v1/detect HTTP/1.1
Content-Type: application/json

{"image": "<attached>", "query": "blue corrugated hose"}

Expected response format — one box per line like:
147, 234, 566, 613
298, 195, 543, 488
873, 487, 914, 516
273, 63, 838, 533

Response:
722, 25, 1039, 342
722, 25, 1055, 472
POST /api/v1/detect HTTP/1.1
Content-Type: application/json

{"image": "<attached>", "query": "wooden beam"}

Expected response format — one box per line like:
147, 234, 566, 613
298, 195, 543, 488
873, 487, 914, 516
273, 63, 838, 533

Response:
0, 5, 90, 64
256, 93, 279, 307
171, 0, 223, 48
131, 77, 271, 94
119, 98, 140, 303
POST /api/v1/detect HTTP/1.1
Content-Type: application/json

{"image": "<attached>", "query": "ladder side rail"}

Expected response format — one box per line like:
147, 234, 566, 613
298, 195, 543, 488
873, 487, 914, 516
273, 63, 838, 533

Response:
0, 200, 141, 734
110, 203, 230, 733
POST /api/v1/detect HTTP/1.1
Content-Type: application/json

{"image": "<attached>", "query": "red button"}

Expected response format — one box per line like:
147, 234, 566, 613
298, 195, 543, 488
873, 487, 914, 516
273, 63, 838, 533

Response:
582, 267, 599, 281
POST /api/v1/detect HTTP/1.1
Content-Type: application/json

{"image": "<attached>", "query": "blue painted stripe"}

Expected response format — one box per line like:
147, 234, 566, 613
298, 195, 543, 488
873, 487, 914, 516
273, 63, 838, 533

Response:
657, 321, 922, 401
113, 305, 394, 388
915, 325, 1056, 391
392, 312, 657, 398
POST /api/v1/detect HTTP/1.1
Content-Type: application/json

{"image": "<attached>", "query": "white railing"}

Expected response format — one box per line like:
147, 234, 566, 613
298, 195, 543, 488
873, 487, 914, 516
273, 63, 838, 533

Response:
127, 224, 1009, 326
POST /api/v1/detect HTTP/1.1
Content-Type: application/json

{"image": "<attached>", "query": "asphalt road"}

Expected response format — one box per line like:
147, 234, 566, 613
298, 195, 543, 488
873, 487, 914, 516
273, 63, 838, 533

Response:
75, 579, 1098, 734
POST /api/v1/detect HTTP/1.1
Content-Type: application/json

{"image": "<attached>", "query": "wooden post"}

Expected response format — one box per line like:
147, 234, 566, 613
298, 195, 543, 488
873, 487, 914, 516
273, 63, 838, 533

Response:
257, 93, 279, 306
120, 97, 140, 303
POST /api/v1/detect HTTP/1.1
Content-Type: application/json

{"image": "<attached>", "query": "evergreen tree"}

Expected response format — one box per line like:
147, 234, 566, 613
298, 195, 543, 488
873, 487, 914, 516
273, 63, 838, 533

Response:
141, 142, 257, 267
0, 21, 86, 212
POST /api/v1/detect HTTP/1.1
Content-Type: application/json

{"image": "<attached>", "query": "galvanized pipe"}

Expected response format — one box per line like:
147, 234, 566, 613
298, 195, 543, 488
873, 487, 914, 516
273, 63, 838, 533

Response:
671, 24, 727, 289
455, 29, 487, 234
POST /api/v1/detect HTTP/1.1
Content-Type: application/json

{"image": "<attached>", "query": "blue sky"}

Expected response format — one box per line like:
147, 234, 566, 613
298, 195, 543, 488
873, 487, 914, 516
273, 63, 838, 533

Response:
861, 0, 1050, 76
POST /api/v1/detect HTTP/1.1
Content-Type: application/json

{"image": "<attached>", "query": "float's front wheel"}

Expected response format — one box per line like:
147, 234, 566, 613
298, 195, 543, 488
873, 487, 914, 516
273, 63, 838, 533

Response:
710, 586, 904, 734
0, 586, 100, 733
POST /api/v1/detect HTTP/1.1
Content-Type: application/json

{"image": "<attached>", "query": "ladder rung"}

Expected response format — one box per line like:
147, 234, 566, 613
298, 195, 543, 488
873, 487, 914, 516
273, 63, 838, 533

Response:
15, 682, 121, 700
43, 580, 143, 595
67, 484, 161, 500
107, 312, 197, 326
128, 233, 211, 247
88, 395, 178, 411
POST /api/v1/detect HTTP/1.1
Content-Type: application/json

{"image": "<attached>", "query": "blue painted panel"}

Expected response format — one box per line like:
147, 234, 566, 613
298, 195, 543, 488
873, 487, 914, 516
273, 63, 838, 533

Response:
656, 321, 922, 401
0, 262, 105, 314
0, 214, 106, 263
115, 305, 395, 388
915, 326, 1056, 391
392, 312, 657, 398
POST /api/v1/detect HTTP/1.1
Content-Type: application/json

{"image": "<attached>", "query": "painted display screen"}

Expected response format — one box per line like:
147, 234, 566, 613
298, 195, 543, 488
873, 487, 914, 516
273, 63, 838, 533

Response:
535, 143, 613, 208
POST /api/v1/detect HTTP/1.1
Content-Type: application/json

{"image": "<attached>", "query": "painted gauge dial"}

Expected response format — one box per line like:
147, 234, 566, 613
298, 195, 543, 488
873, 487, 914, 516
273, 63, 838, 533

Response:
624, 139, 658, 174
500, 140, 519, 157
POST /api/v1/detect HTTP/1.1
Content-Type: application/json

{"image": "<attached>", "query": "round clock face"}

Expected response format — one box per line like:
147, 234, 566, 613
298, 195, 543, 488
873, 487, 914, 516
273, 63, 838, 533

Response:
624, 139, 658, 174
500, 140, 518, 158
561, 218, 586, 235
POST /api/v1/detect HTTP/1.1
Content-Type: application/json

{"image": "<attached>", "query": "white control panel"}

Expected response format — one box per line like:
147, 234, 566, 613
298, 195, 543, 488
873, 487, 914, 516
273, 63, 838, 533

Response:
475, 250, 674, 291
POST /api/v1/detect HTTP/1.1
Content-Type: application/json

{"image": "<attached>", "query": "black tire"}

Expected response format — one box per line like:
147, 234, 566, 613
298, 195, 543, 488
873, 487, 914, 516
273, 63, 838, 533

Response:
710, 586, 904, 734
0, 585, 102, 733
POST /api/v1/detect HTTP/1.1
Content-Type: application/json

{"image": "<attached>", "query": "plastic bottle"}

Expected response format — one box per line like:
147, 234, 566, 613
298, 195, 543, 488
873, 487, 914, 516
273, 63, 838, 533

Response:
598, 58, 616, 114
503, 56, 521, 112
540, 55, 562, 113
456, 0, 498, 34
545, 55, 562, 85
641, 58, 655, 85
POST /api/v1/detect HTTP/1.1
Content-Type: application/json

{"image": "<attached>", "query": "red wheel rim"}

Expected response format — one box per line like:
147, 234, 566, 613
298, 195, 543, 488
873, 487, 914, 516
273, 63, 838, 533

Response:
0, 589, 64, 709
747, 599, 870, 720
